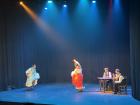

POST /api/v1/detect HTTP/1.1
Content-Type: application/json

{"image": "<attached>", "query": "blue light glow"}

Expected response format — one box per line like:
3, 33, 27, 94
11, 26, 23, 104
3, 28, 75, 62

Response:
92, 1, 96, 3
44, 7, 48, 10
114, 0, 121, 10
63, 4, 67, 8
48, 0, 53, 4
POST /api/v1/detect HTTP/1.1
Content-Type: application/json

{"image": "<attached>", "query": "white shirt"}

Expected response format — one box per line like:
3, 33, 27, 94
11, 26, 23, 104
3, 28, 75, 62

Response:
103, 72, 112, 78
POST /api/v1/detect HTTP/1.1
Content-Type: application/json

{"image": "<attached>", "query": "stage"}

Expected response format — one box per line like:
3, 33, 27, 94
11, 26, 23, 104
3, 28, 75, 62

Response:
0, 84, 140, 105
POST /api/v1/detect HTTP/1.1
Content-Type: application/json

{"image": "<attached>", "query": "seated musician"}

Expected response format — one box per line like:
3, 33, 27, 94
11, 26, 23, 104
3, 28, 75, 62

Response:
102, 68, 112, 90
113, 69, 124, 94
103, 68, 112, 78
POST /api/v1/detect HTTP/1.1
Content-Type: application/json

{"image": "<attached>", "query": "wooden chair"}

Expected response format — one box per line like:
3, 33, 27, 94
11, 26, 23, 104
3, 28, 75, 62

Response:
118, 76, 127, 94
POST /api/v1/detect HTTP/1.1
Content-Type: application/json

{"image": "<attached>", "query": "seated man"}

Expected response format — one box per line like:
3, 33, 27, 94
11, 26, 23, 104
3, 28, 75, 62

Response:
113, 69, 124, 94
103, 68, 112, 78
102, 68, 112, 90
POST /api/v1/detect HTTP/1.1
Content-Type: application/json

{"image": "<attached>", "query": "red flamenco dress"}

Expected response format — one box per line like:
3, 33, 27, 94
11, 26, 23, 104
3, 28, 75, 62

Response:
71, 67, 83, 91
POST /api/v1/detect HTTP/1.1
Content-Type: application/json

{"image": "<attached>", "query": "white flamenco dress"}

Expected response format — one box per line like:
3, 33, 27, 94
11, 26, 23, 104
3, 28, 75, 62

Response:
25, 67, 40, 87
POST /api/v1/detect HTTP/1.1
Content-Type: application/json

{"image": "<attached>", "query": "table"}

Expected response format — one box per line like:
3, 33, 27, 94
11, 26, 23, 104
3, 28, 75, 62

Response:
97, 77, 113, 92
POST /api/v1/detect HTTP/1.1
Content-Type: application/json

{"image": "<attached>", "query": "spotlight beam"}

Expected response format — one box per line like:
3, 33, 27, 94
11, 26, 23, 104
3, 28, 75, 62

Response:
20, 2, 66, 46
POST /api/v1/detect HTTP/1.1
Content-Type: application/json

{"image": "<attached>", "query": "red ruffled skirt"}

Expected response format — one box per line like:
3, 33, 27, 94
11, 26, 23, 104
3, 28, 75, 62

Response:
72, 73, 83, 89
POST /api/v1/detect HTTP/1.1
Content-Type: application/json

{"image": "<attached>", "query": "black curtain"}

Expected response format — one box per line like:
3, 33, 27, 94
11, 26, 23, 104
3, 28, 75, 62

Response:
0, 0, 130, 90
130, 0, 140, 101
0, 1, 8, 91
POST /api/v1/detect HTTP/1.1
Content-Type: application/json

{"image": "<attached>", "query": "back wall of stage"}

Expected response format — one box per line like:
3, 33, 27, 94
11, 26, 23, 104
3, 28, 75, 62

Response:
0, 0, 130, 90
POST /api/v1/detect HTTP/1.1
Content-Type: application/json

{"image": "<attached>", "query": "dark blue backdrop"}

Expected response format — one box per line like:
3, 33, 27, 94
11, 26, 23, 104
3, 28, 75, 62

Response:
0, 0, 130, 90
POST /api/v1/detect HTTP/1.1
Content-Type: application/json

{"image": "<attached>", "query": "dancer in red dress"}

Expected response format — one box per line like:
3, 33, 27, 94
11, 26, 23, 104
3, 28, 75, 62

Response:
71, 59, 84, 92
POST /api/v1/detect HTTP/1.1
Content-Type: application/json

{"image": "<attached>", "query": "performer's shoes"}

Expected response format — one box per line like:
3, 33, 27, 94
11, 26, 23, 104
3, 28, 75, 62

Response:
113, 92, 117, 94
77, 89, 83, 92
25, 87, 34, 91
76, 86, 85, 92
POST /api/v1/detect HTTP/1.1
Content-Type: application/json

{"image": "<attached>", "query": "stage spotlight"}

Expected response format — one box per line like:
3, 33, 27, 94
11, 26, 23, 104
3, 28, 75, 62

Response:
19, 1, 23, 5
48, 0, 53, 4
63, 4, 67, 8
92, 1, 96, 3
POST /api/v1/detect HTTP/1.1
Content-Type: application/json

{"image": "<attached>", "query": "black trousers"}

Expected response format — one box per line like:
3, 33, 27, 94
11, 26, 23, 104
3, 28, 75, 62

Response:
105, 80, 113, 90
113, 83, 121, 92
